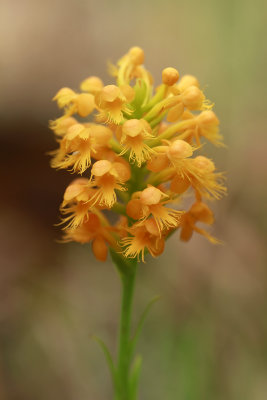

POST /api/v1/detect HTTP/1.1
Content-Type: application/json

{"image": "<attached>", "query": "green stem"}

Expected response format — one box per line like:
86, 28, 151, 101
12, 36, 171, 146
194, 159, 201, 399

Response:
147, 119, 193, 147
111, 251, 138, 400
110, 138, 123, 153
112, 202, 127, 216
118, 265, 137, 399
142, 84, 167, 113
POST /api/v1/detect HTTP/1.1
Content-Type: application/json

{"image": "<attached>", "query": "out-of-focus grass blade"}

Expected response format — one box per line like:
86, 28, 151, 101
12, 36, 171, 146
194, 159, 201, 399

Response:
130, 296, 160, 359
92, 335, 118, 390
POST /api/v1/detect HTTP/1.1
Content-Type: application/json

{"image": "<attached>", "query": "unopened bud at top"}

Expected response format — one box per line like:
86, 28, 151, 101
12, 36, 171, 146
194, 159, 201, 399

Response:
162, 67, 180, 86
129, 46, 145, 65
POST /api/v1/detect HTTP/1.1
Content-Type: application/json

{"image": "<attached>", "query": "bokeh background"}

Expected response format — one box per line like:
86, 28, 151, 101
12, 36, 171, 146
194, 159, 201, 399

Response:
1, 0, 267, 399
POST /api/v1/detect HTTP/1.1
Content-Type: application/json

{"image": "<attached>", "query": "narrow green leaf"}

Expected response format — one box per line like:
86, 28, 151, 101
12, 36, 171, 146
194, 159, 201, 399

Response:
129, 296, 160, 359
92, 335, 118, 389
129, 354, 143, 400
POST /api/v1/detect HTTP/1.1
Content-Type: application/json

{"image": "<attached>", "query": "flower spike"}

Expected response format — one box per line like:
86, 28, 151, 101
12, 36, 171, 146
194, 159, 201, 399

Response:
50, 46, 226, 262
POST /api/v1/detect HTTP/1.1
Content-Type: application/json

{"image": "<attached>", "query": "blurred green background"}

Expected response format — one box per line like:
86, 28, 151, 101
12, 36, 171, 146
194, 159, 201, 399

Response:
1, 0, 267, 399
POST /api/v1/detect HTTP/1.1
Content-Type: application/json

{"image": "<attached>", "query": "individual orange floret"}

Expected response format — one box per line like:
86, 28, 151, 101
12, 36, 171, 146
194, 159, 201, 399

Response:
180, 201, 220, 244
117, 119, 154, 166
60, 178, 105, 229
166, 86, 207, 122
121, 218, 165, 262
176, 110, 222, 146
90, 159, 131, 208
189, 156, 226, 199
181, 86, 205, 110
113, 46, 147, 84
50, 123, 112, 174
95, 84, 135, 124
51, 124, 96, 173
126, 186, 183, 233
170, 155, 226, 200
147, 140, 225, 200
63, 212, 116, 261
147, 139, 194, 173
195, 111, 222, 146
53, 88, 95, 117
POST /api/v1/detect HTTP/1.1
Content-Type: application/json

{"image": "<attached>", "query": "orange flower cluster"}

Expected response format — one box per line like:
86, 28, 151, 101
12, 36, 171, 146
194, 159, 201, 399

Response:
50, 47, 226, 262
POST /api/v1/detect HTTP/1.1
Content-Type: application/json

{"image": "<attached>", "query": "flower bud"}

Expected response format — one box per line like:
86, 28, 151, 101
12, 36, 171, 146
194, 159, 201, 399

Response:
129, 46, 145, 65
162, 67, 180, 86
